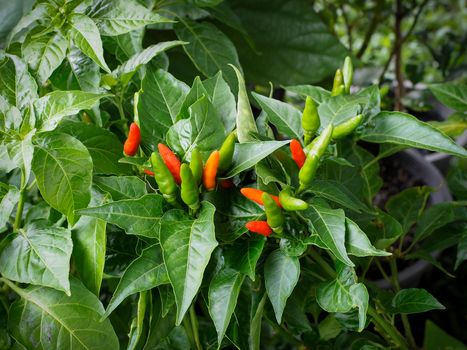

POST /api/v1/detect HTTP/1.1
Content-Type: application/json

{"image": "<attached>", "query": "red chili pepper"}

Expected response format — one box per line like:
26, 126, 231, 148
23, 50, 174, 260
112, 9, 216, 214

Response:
143, 169, 154, 176
203, 150, 220, 191
290, 139, 306, 169
245, 221, 273, 237
240, 188, 282, 208
158, 144, 181, 185
220, 179, 234, 189
123, 122, 141, 156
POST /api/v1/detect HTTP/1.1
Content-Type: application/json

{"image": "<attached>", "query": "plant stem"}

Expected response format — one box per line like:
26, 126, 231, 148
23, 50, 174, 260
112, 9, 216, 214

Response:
116, 95, 129, 134
189, 304, 202, 350
394, 0, 404, 111
13, 171, 26, 232
390, 258, 416, 348
375, 259, 392, 285
182, 316, 196, 350
368, 306, 409, 350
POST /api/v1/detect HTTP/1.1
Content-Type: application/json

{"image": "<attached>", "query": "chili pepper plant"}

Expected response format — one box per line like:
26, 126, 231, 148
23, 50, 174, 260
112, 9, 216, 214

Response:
0, 1, 467, 349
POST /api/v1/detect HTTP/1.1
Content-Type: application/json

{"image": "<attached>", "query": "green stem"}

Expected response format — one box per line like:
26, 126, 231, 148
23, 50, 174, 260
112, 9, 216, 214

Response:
189, 305, 202, 350
116, 95, 129, 134
390, 259, 416, 348
368, 306, 409, 350
182, 316, 196, 350
308, 248, 336, 278
375, 259, 392, 285
13, 171, 26, 232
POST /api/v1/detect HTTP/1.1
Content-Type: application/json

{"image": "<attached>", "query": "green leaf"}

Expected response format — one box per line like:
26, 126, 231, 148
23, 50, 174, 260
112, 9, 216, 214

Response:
7, 279, 119, 349
177, 76, 208, 120
316, 264, 355, 313
0, 184, 20, 230
127, 291, 148, 350
160, 202, 218, 325
56, 120, 130, 175
252, 92, 303, 140
93, 175, 147, 200
167, 96, 225, 161
349, 283, 369, 332
32, 132, 92, 226
385, 186, 432, 234
204, 189, 264, 242
138, 67, 189, 148
208, 267, 245, 345
391, 288, 445, 314
414, 202, 467, 243
308, 179, 371, 214
103, 244, 169, 318
361, 211, 404, 249
0, 221, 72, 294
223, 235, 266, 280
230, 64, 257, 143
22, 30, 67, 85
345, 218, 391, 257
264, 250, 300, 323
284, 85, 331, 104
203, 72, 236, 132
67, 46, 101, 92
72, 189, 106, 295
174, 18, 241, 89
223, 140, 290, 178
430, 83, 467, 112
69, 14, 110, 72
5, 3, 51, 46
359, 112, 467, 158
317, 94, 367, 128
111, 41, 185, 85
0, 54, 38, 112
76, 194, 164, 238
304, 202, 354, 266
227, 0, 347, 86
423, 320, 467, 350
89, 0, 172, 36
34, 90, 110, 132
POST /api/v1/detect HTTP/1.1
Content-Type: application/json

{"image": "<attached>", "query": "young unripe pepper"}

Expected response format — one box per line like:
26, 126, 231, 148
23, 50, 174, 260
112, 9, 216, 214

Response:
190, 148, 203, 185
279, 189, 309, 211
180, 164, 200, 211
342, 56, 353, 94
298, 124, 333, 191
331, 69, 345, 97
203, 150, 220, 191
240, 188, 282, 207
218, 131, 236, 172
262, 193, 284, 234
332, 114, 363, 139
123, 122, 141, 156
290, 139, 306, 169
245, 221, 272, 237
302, 96, 320, 145
158, 144, 181, 184
151, 152, 178, 205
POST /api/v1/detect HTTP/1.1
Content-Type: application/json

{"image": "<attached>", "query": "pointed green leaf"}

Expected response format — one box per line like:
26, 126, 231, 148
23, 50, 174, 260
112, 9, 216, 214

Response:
345, 218, 391, 257
284, 85, 331, 104
349, 283, 369, 332
93, 175, 147, 201
316, 264, 355, 313
76, 193, 164, 238
264, 250, 300, 323
0, 184, 20, 230
429, 83, 467, 112
223, 236, 266, 280
160, 201, 218, 325
203, 72, 236, 132
32, 133, 92, 226
0, 221, 72, 294
391, 288, 445, 314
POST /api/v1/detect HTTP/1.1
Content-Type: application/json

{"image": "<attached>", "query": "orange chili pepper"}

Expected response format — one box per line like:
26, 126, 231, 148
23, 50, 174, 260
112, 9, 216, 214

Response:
290, 139, 306, 169
123, 122, 140, 156
240, 188, 282, 207
158, 144, 181, 185
203, 150, 220, 191
245, 221, 273, 237
143, 169, 154, 176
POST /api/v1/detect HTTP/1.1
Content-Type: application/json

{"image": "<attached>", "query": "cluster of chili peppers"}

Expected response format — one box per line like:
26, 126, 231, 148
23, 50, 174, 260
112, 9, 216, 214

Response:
123, 57, 362, 237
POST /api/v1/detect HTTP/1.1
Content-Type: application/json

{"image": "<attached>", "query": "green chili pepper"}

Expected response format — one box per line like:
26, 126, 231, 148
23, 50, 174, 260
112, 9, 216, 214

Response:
332, 114, 363, 139
262, 193, 284, 234
342, 56, 353, 94
302, 96, 320, 145
218, 131, 236, 172
279, 189, 308, 211
180, 164, 200, 211
298, 124, 333, 191
331, 69, 345, 97
189, 148, 203, 185
151, 151, 178, 205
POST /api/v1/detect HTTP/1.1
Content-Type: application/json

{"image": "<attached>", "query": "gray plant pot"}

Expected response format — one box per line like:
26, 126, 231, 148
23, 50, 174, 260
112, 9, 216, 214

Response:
375, 149, 452, 289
